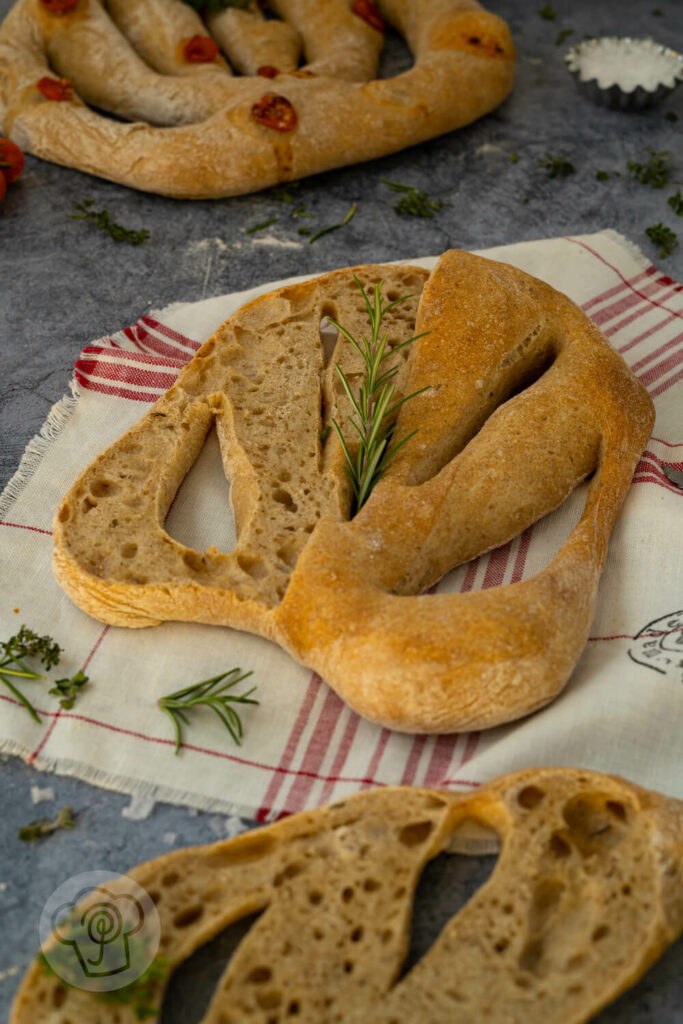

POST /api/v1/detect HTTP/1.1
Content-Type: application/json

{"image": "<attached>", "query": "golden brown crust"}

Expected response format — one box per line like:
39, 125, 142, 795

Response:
0, 0, 515, 197
11, 769, 683, 1023
52, 251, 654, 733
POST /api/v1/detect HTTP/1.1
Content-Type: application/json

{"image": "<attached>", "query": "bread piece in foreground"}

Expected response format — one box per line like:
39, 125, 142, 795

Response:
0, 0, 514, 197
12, 768, 683, 1023
53, 251, 654, 732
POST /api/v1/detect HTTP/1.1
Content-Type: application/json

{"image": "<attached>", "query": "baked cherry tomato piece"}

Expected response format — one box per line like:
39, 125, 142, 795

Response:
251, 94, 298, 132
257, 65, 280, 79
40, 0, 78, 12
0, 173, 6, 204
37, 76, 73, 101
184, 35, 219, 63
0, 139, 25, 184
352, 0, 384, 33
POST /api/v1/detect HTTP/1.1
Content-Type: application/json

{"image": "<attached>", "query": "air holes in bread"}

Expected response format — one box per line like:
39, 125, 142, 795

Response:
518, 785, 545, 809
173, 905, 204, 928
398, 821, 434, 847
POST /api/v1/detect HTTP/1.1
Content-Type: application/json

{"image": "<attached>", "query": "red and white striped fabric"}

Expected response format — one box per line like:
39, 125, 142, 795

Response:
1, 231, 681, 819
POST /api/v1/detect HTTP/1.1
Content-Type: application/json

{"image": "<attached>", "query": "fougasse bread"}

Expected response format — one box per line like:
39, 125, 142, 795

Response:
52, 250, 655, 734
0, 0, 515, 198
11, 768, 683, 1023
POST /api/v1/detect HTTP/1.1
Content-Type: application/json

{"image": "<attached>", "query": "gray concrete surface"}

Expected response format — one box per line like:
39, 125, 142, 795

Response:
1, 0, 682, 1019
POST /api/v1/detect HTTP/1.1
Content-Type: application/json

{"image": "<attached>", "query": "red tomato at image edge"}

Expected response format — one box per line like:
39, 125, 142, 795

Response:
0, 139, 25, 184
0, 173, 6, 202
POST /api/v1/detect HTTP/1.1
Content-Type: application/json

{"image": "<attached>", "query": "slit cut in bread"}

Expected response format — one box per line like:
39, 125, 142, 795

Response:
53, 250, 655, 733
0, 0, 515, 197
11, 769, 683, 1023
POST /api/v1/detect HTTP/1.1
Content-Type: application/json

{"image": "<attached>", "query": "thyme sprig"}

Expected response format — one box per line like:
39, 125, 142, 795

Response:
38, 947, 168, 1020
18, 805, 75, 842
0, 625, 62, 722
667, 189, 683, 216
627, 149, 672, 188
72, 200, 150, 245
159, 670, 258, 754
381, 178, 447, 218
537, 154, 575, 179
49, 670, 89, 709
328, 277, 430, 513
645, 223, 678, 257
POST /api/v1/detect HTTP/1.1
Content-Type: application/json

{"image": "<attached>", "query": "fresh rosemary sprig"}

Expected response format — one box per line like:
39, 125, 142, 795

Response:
309, 202, 357, 243
645, 223, 678, 257
627, 149, 672, 188
0, 625, 62, 722
18, 805, 75, 842
381, 178, 447, 218
537, 154, 575, 179
328, 277, 430, 513
72, 200, 150, 245
245, 216, 279, 234
159, 670, 258, 754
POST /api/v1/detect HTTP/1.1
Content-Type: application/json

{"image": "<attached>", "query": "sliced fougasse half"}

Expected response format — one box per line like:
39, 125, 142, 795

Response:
53, 251, 654, 733
0, 0, 515, 197
11, 769, 683, 1023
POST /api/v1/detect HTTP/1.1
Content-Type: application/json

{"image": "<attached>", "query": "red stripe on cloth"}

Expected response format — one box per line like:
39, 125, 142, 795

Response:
605, 286, 681, 339
75, 371, 162, 404
631, 331, 683, 373
122, 325, 147, 353
81, 345, 186, 370
650, 435, 683, 448
590, 288, 653, 327
400, 735, 428, 785
439, 777, 482, 789
459, 731, 481, 767
141, 316, 201, 352
481, 540, 513, 589
279, 687, 347, 814
28, 624, 110, 765
565, 238, 683, 324
128, 323, 196, 363
617, 312, 677, 355
360, 727, 392, 790
581, 268, 655, 311
318, 711, 362, 805
460, 556, 480, 593
0, 521, 52, 536
510, 527, 533, 583
423, 735, 459, 787
637, 345, 683, 389
255, 672, 322, 821
76, 357, 178, 391
632, 474, 682, 495
649, 365, 683, 399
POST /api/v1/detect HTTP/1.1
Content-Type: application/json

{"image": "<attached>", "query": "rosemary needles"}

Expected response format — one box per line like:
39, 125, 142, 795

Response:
329, 277, 429, 513
159, 669, 258, 754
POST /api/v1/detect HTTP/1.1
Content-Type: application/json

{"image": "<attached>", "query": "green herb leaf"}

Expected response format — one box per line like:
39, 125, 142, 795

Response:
0, 624, 63, 722
645, 223, 678, 257
667, 189, 683, 216
665, 111, 678, 122
328, 277, 430, 514
269, 181, 300, 203
596, 170, 610, 181
159, 670, 258, 754
555, 28, 573, 45
538, 4, 556, 19
308, 202, 357, 243
72, 202, 149, 245
509, 153, 519, 164
245, 216, 279, 235
49, 670, 89, 709
537, 154, 575, 179
380, 178, 448, 218
627, 149, 672, 188
18, 805, 75, 842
